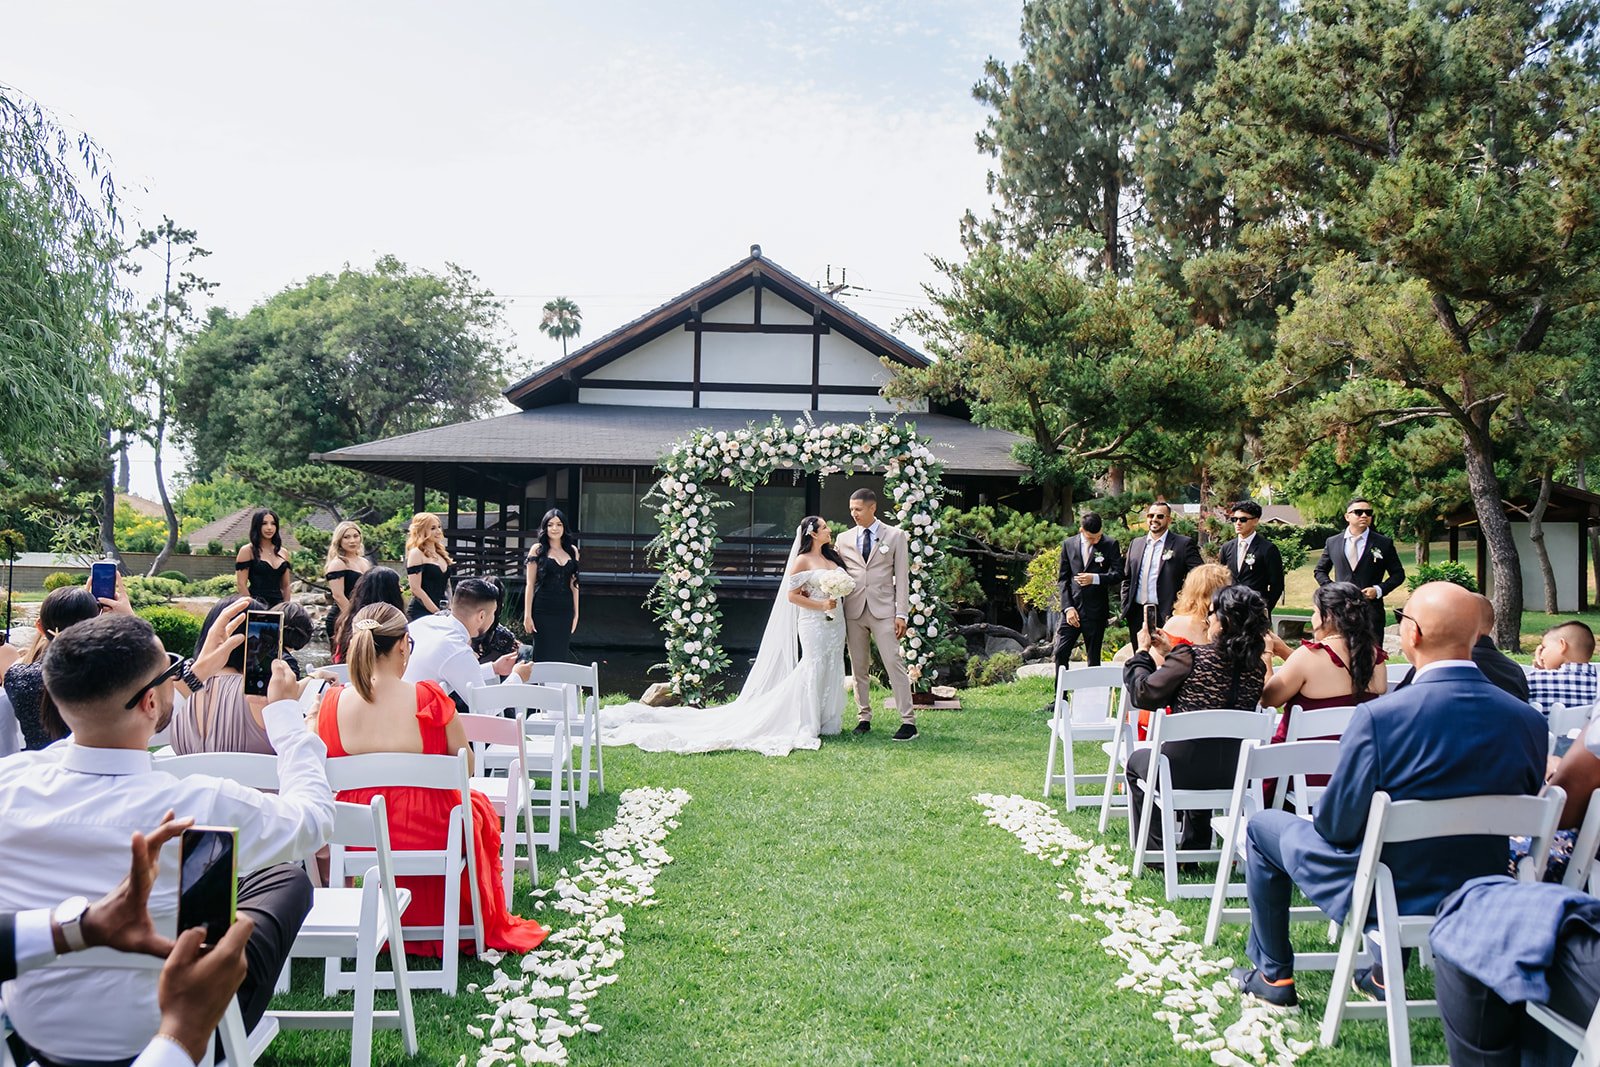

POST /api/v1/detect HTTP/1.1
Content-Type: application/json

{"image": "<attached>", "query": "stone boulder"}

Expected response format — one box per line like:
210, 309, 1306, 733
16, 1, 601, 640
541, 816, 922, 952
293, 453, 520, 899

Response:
641, 682, 679, 707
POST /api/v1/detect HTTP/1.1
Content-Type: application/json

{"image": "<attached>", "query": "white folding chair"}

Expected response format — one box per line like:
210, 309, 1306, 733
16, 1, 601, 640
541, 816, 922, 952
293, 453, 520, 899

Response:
1280, 704, 1357, 814
1204, 739, 1344, 956
0, 687, 22, 757
317, 663, 351, 685
466, 681, 576, 849
1319, 788, 1566, 1067
523, 661, 605, 808
1097, 692, 1143, 833
1386, 661, 1413, 687
299, 677, 329, 712
1544, 702, 1596, 757
155, 751, 282, 790
325, 750, 484, 996
271, 796, 418, 1067
1044, 665, 1125, 809
457, 710, 531, 895
1527, 983, 1600, 1067
1131, 708, 1276, 901
1563, 790, 1600, 894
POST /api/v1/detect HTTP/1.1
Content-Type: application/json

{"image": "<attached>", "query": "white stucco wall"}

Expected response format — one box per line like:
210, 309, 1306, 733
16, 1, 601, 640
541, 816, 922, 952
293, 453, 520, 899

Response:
584, 331, 693, 382
700, 332, 812, 385
1481, 523, 1584, 612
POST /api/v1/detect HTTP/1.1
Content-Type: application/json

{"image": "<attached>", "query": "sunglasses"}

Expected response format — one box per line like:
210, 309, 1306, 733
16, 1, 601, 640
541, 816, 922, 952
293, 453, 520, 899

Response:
1230, 516, 1254, 523
1394, 606, 1422, 639
125, 651, 185, 710
1349, 509, 1374, 517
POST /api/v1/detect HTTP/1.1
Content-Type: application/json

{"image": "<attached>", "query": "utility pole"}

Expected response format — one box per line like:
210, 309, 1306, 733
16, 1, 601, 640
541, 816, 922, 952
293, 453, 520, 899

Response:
818, 265, 866, 300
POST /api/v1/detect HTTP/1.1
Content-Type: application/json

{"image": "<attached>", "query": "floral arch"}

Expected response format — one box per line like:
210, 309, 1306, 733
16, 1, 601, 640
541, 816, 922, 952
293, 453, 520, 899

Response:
648, 416, 945, 706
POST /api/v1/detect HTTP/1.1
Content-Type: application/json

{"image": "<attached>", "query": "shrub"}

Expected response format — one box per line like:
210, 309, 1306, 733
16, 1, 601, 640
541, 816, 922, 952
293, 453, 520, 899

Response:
965, 651, 1023, 687
206, 539, 225, 556
43, 571, 84, 592
157, 570, 190, 585
124, 576, 185, 609
1257, 524, 1311, 571
1018, 548, 1061, 612
138, 606, 202, 654
1408, 560, 1477, 592
175, 541, 192, 555
194, 573, 240, 597
1296, 521, 1342, 552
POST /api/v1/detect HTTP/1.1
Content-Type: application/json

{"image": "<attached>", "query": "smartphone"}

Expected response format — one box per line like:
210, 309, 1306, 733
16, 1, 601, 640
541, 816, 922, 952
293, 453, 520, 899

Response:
177, 826, 238, 945
1144, 604, 1158, 633
243, 610, 283, 696
90, 560, 117, 602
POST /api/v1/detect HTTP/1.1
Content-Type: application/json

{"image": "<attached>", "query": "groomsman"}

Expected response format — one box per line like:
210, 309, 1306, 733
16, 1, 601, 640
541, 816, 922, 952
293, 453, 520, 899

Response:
1313, 497, 1406, 634
1219, 500, 1284, 613
1120, 501, 1203, 634
1054, 512, 1123, 670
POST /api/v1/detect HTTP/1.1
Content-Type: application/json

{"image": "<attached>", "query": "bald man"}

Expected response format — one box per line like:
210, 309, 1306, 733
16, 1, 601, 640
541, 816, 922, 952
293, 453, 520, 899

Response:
1231, 582, 1546, 1011
1393, 593, 1529, 701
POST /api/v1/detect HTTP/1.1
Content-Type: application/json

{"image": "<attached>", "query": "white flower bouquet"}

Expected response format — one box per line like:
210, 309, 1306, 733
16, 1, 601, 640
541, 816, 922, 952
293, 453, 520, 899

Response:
813, 570, 857, 620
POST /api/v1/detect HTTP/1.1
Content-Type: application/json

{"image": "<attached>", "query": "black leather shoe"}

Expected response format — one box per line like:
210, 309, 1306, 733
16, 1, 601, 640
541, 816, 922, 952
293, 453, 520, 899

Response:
852, 722, 871, 735
892, 724, 919, 741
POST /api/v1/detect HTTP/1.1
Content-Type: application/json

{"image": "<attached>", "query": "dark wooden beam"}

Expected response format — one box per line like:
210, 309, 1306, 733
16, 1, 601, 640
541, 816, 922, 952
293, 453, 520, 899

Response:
682, 322, 830, 335
691, 307, 702, 409
447, 486, 459, 557
811, 310, 822, 410
753, 278, 762, 325
413, 479, 426, 514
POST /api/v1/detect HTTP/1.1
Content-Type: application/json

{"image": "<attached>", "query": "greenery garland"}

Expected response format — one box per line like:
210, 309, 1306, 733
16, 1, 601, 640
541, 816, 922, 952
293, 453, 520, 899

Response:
646, 415, 945, 705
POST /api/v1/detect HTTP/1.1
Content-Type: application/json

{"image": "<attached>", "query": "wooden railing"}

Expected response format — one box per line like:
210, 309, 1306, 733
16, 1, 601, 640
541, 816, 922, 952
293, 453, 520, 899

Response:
444, 530, 793, 582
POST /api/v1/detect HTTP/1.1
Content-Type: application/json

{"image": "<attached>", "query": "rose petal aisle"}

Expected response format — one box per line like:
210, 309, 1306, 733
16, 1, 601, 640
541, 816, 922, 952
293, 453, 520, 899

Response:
460, 787, 692, 1067
974, 794, 1314, 1067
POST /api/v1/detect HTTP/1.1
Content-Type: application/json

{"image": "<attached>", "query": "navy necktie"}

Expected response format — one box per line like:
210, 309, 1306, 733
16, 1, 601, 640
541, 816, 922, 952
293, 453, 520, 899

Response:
862, 527, 874, 561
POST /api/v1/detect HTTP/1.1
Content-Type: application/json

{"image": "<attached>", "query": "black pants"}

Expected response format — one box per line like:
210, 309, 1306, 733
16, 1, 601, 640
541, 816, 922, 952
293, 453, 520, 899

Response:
26, 863, 312, 1067
1054, 616, 1106, 670
1435, 921, 1600, 1067
1125, 739, 1241, 853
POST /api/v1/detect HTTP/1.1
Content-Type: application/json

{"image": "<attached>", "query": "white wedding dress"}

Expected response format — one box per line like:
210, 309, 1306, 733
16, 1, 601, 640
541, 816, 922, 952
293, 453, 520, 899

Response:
599, 564, 847, 757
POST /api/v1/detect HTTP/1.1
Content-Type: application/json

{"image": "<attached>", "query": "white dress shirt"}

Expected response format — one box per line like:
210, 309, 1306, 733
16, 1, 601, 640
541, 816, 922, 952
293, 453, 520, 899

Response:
0, 700, 334, 1062
1138, 533, 1167, 604
854, 520, 907, 621
404, 613, 495, 696
1080, 534, 1101, 585
1236, 531, 1256, 565
1343, 529, 1369, 567
1412, 659, 1480, 681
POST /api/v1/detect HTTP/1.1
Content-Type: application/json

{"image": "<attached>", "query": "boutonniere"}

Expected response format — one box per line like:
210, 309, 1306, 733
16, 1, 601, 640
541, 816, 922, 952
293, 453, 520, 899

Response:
1162, 549, 1174, 562
1244, 553, 1256, 567
877, 543, 889, 555
1371, 549, 1383, 561
1093, 551, 1104, 564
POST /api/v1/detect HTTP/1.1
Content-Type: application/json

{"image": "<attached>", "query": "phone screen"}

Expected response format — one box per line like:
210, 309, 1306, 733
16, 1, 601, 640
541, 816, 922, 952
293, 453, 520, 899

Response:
178, 826, 237, 945
1144, 604, 1158, 632
243, 611, 282, 696
90, 561, 117, 602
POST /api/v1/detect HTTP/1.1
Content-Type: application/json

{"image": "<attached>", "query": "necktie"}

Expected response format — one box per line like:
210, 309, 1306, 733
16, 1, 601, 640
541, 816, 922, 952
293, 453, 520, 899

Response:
1238, 538, 1248, 567
1144, 539, 1161, 602
862, 526, 874, 561
1346, 536, 1360, 573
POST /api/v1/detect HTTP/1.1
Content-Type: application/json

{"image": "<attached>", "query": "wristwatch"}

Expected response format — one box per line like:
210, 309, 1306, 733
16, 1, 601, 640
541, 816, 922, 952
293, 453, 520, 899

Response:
53, 895, 91, 952
177, 657, 204, 694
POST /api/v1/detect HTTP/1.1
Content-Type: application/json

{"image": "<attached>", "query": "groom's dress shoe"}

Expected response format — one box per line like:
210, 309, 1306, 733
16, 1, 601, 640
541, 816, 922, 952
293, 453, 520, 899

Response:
852, 722, 872, 735
892, 724, 918, 741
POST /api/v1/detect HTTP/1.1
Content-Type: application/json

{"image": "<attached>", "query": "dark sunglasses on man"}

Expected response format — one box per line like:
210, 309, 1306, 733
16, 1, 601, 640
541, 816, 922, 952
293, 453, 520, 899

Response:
1349, 508, 1374, 517
124, 652, 203, 709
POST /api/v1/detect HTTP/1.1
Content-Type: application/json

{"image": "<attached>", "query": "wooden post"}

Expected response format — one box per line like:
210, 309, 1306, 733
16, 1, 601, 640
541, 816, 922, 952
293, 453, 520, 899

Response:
447, 486, 459, 564
475, 492, 487, 577
1449, 526, 1460, 562
413, 478, 425, 515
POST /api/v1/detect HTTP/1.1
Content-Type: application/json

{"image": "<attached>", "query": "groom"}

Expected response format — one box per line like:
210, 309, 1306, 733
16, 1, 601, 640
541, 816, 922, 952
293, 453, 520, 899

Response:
838, 488, 917, 741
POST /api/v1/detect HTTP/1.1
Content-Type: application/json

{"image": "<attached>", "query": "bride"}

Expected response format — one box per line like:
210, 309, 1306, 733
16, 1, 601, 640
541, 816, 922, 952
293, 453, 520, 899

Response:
599, 516, 848, 757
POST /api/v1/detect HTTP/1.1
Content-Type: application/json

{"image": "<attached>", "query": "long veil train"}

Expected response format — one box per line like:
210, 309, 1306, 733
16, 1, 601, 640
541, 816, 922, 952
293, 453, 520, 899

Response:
597, 525, 846, 757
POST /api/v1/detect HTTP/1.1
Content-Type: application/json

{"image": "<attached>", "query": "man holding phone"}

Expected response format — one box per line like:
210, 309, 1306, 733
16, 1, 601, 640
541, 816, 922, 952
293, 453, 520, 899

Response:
0, 599, 334, 1067
1120, 501, 1203, 636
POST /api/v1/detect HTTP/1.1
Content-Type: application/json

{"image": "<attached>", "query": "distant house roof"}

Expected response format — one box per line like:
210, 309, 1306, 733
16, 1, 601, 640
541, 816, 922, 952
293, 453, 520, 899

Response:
316, 403, 1027, 484
116, 493, 165, 518
186, 507, 339, 552
503, 248, 932, 410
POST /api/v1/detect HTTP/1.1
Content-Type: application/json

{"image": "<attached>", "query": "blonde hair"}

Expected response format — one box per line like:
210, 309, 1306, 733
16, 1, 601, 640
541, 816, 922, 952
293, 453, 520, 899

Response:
324, 521, 364, 572
345, 603, 409, 702
1173, 563, 1234, 621
405, 512, 453, 567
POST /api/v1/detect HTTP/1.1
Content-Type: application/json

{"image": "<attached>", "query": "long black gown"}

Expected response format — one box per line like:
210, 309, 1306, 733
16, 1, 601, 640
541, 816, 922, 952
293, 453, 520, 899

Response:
528, 553, 578, 663
406, 561, 453, 621
236, 557, 290, 607
324, 567, 362, 638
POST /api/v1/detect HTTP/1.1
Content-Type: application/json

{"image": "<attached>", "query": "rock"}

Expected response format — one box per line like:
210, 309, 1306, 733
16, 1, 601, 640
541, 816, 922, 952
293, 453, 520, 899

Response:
640, 682, 679, 707
984, 636, 1025, 657
1016, 662, 1055, 680
931, 685, 957, 700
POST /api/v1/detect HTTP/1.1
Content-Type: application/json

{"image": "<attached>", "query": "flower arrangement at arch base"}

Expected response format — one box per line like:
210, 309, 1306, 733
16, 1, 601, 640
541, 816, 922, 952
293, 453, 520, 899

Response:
645, 414, 947, 707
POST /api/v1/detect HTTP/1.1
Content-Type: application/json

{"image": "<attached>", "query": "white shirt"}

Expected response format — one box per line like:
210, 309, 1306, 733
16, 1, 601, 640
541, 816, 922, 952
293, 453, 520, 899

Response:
0, 701, 334, 1061
8, 910, 201, 1067
854, 520, 907, 621
1236, 531, 1256, 564
1139, 533, 1167, 604
1343, 529, 1369, 566
1412, 659, 1480, 681
405, 613, 495, 696
1080, 534, 1102, 585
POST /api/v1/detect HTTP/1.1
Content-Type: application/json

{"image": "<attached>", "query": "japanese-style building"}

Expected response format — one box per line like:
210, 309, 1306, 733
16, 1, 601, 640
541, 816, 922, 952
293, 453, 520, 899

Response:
315, 247, 1032, 641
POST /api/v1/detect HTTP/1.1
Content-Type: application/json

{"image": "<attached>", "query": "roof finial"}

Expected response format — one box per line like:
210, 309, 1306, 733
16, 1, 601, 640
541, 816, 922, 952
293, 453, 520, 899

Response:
750, 244, 762, 259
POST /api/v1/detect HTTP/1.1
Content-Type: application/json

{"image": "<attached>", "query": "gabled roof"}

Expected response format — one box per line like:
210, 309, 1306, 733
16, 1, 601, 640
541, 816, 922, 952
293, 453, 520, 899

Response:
503, 247, 932, 410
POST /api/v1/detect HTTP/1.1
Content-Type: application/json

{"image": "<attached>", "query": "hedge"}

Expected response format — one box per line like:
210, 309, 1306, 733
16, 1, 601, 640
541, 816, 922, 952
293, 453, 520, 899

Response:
139, 606, 202, 654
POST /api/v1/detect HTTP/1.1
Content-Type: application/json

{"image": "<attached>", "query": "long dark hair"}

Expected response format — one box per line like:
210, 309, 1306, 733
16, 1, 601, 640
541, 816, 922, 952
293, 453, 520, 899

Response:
29, 586, 103, 744
248, 509, 282, 560
195, 594, 268, 672
799, 515, 846, 568
333, 566, 407, 660
1313, 581, 1380, 694
1210, 585, 1269, 671
534, 508, 578, 557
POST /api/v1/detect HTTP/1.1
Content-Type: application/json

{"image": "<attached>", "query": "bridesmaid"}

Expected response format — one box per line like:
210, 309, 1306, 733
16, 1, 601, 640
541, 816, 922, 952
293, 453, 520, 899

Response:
234, 509, 292, 607
405, 512, 454, 621
522, 508, 579, 663
322, 521, 372, 640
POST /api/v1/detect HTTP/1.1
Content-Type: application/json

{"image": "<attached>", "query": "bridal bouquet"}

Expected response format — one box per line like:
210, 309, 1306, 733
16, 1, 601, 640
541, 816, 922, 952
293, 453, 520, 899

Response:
813, 570, 857, 621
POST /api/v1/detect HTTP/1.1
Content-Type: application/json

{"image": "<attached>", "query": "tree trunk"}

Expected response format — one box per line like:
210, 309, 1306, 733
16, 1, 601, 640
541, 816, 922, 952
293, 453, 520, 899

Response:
1463, 431, 1521, 649
99, 427, 121, 565
1578, 458, 1600, 601
148, 394, 178, 576
116, 437, 130, 494
1102, 174, 1121, 275
1106, 465, 1126, 496
1527, 471, 1559, 614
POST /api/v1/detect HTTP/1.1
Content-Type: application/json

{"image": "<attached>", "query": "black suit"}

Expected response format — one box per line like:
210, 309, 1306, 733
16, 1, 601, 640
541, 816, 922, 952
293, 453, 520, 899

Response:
1313, 529, 1406, 634
1054, 533, 1124, 669
1120, 531, 1203, 634
2, 910, 19, 982
1394, 636, 1531, 702
1219, 534, 1284, 614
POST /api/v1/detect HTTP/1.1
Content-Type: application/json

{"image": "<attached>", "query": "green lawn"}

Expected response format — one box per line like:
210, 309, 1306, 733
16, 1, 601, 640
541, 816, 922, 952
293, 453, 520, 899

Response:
262, 677, 1438, 1066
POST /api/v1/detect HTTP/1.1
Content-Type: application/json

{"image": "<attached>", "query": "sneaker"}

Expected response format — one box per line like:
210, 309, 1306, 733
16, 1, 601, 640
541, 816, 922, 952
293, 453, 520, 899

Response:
1352, 965, 1387, 1002
892, 724, 919, 741
1230, 966, 1299, 1011
852, 722, 871, 735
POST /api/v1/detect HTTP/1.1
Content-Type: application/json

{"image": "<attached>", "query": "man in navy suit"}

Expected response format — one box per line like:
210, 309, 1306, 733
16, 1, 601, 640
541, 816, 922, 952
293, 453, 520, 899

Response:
1054, 512, 1124, 670
1313, 497, 1407, 637
1231, 581, 1546, 1010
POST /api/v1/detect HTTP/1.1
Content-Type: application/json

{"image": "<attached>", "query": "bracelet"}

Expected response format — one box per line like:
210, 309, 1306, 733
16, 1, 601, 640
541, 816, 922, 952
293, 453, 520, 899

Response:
177, 658, 205, 694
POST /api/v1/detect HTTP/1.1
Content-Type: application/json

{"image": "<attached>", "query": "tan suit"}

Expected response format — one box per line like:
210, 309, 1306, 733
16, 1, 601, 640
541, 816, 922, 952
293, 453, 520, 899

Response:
837, 521, 914, 726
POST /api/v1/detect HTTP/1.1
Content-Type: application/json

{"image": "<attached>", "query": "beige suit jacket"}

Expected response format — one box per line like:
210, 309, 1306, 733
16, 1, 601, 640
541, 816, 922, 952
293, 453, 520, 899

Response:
838, 522, 909, 621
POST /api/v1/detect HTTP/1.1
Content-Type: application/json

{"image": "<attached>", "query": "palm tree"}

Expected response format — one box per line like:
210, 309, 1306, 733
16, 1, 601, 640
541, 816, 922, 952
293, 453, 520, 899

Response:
539, 297, 582, 358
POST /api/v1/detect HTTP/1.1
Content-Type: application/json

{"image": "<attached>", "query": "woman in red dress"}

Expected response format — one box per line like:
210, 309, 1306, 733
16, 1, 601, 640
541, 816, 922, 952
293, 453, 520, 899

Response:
313, 603, 546, 956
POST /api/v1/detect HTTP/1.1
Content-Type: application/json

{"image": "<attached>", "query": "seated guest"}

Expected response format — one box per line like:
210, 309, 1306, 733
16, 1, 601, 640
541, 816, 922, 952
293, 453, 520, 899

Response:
1232, 582, 1546, 1011
278, 601, 315, 679
469, 578, 522, 665
330, 566, 406, 663
405, 577, 524, 701
0, 601, 332, 1066
1522, 715, 1600, 882
313, 603, 546, 955
1394, 594, 1529, 701
1429, 875, 1600, 1067
1530, 619, 1598, 713
1123, 584, 1272, 855
169, 595, 273, 756
3, 814, 257, 1067
1261, 581, 1387, 739
4, 583, 118, 750
1160, 563, 1234, 646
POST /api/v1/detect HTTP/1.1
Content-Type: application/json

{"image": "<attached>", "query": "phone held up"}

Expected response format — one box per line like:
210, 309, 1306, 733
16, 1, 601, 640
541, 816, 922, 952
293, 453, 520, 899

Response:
243, 610, 283, 696
1143, 604, 1158, 634
178, 826, 238, 946
90, 560, 117, 602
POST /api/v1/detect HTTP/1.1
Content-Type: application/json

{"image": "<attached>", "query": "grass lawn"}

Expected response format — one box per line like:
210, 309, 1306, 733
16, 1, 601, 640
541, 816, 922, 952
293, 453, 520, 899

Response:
263, 677, 1436, 1066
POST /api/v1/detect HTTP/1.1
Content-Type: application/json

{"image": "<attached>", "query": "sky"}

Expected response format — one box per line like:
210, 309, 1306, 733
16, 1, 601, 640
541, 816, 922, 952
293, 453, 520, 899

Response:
2, 1, 1019, 497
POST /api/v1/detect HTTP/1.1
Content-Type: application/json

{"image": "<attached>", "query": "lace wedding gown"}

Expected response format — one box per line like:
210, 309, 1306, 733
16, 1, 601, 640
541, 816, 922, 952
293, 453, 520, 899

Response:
599, 570, 847, 757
